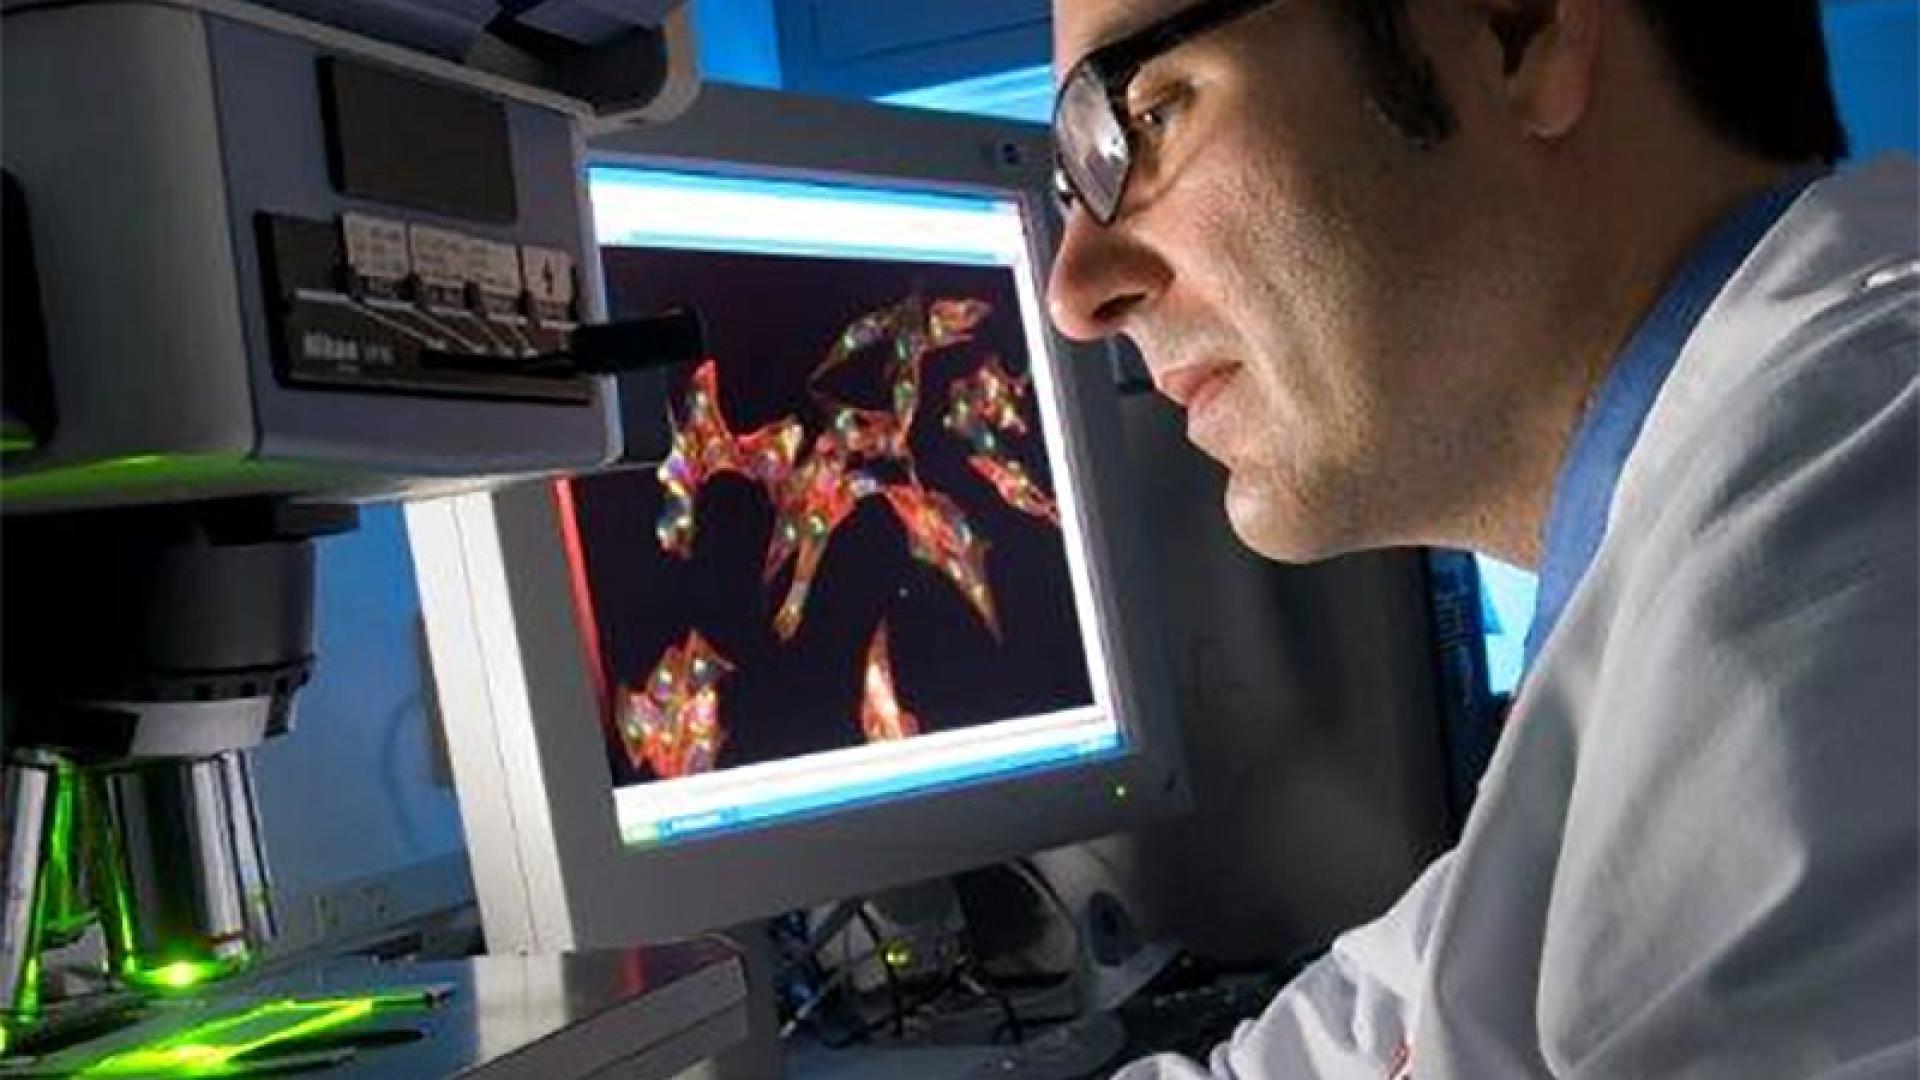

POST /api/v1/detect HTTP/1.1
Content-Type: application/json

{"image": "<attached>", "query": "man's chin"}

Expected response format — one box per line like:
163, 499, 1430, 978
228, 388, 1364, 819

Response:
1223, 469, 1348, 565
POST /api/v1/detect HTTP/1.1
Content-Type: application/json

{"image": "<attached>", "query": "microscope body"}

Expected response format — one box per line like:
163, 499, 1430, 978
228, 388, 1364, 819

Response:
0, 3, 737, 1072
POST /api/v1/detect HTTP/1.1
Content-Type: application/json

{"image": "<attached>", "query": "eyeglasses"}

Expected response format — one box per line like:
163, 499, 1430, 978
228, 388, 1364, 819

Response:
1052, 0, 1285, 226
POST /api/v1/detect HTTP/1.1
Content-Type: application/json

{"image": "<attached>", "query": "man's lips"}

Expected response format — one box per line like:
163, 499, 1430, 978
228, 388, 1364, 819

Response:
1155, 363, 1237, 410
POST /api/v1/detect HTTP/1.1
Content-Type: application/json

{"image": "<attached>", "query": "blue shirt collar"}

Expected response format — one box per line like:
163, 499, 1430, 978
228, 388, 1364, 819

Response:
1521, 171, 1822, 674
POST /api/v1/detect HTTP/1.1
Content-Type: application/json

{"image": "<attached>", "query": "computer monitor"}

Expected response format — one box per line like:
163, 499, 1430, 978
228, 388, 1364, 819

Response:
406, 86, 1188, 952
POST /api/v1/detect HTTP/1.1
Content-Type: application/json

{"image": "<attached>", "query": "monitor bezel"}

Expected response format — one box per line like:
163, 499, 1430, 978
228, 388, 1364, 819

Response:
409, 84, 1189, 951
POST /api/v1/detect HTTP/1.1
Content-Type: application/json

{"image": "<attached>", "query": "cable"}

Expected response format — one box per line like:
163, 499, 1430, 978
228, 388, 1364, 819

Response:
803, 898, 864, 958
854, 905, 908, 1038
778, 960, 851, 1039
961, 966, 1024, 1045
781, 879, 1070, 1049
777, 901, 916, 1045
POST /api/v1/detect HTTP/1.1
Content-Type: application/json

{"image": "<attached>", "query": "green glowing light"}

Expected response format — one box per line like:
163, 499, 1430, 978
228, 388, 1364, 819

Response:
124, 949, 253, 994
1113, 783, 1130, 801
137, 961, 223, 992
0, 452, 329, 505
15, 759, 84, 1022
882, 942, 913, 969
77, 769, 142, 979
40, 763, 95, 944
78, 992, 435, 1077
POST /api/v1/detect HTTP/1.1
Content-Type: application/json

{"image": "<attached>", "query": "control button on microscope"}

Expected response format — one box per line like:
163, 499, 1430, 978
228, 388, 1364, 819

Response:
521, 245, 576, 308
409, 224, 472, 306
470, 237, 523, 305
341, 212, 410, 283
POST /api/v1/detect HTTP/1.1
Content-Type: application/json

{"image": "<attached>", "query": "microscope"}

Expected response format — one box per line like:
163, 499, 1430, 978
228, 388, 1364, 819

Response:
0, 0, 743, 1074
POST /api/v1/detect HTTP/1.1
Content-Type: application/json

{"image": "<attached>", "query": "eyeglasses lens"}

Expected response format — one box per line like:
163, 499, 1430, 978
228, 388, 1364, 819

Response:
1055, 67, 1131, 223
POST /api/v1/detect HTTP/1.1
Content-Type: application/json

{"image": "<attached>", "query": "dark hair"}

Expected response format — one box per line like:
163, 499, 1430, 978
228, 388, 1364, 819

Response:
1331, 0, 1849, 164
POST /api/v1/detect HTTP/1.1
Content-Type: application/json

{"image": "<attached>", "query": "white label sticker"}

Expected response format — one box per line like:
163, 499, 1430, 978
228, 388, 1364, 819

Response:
471, 238, 523, 298
340, 213, 409, 281
521, 245, 575, 306
410, 225, 472, 288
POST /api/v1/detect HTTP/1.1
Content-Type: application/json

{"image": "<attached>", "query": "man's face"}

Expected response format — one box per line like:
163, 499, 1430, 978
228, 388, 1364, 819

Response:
1050, 0, 1540, 562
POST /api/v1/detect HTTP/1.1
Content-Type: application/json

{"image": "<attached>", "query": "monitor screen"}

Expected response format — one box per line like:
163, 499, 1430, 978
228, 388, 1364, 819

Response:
572, 167, 1123, 849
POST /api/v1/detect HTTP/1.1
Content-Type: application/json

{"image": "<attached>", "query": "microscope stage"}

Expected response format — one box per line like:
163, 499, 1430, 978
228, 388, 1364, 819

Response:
1, 939, 746, 1079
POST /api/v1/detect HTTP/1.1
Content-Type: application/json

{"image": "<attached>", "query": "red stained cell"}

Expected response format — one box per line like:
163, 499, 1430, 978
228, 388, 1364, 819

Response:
617, 630, 735, 779
859, 620, 921, 743
944, 355, 1060, 526
882, 483, 999, 639
968, 455, 1060, 526
765, 433, 883, 642
657, 359, 804, 558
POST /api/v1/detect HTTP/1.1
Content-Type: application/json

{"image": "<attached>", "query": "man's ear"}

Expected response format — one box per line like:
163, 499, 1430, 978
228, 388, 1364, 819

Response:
1481, 0, 1600, 141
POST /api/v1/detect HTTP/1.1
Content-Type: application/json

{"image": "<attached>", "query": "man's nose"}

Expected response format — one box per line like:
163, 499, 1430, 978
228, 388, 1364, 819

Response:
1046, 207, 1168, 343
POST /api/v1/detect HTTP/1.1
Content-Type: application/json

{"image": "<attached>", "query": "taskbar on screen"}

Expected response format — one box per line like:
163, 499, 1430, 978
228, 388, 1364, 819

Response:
616, 710, 1122, 848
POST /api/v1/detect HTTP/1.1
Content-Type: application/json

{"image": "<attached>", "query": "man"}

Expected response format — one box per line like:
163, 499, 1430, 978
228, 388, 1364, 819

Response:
1046, 0, 1918, 1075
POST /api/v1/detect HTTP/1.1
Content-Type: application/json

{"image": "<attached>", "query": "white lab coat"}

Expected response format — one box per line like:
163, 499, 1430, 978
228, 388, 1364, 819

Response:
1118, 156, 1920, 1079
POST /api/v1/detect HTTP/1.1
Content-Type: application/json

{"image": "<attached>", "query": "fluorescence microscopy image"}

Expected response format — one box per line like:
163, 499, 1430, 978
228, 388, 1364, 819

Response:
572, 246, 1096, 788
945, 355, 1062, 527
615, 630, 733, 779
